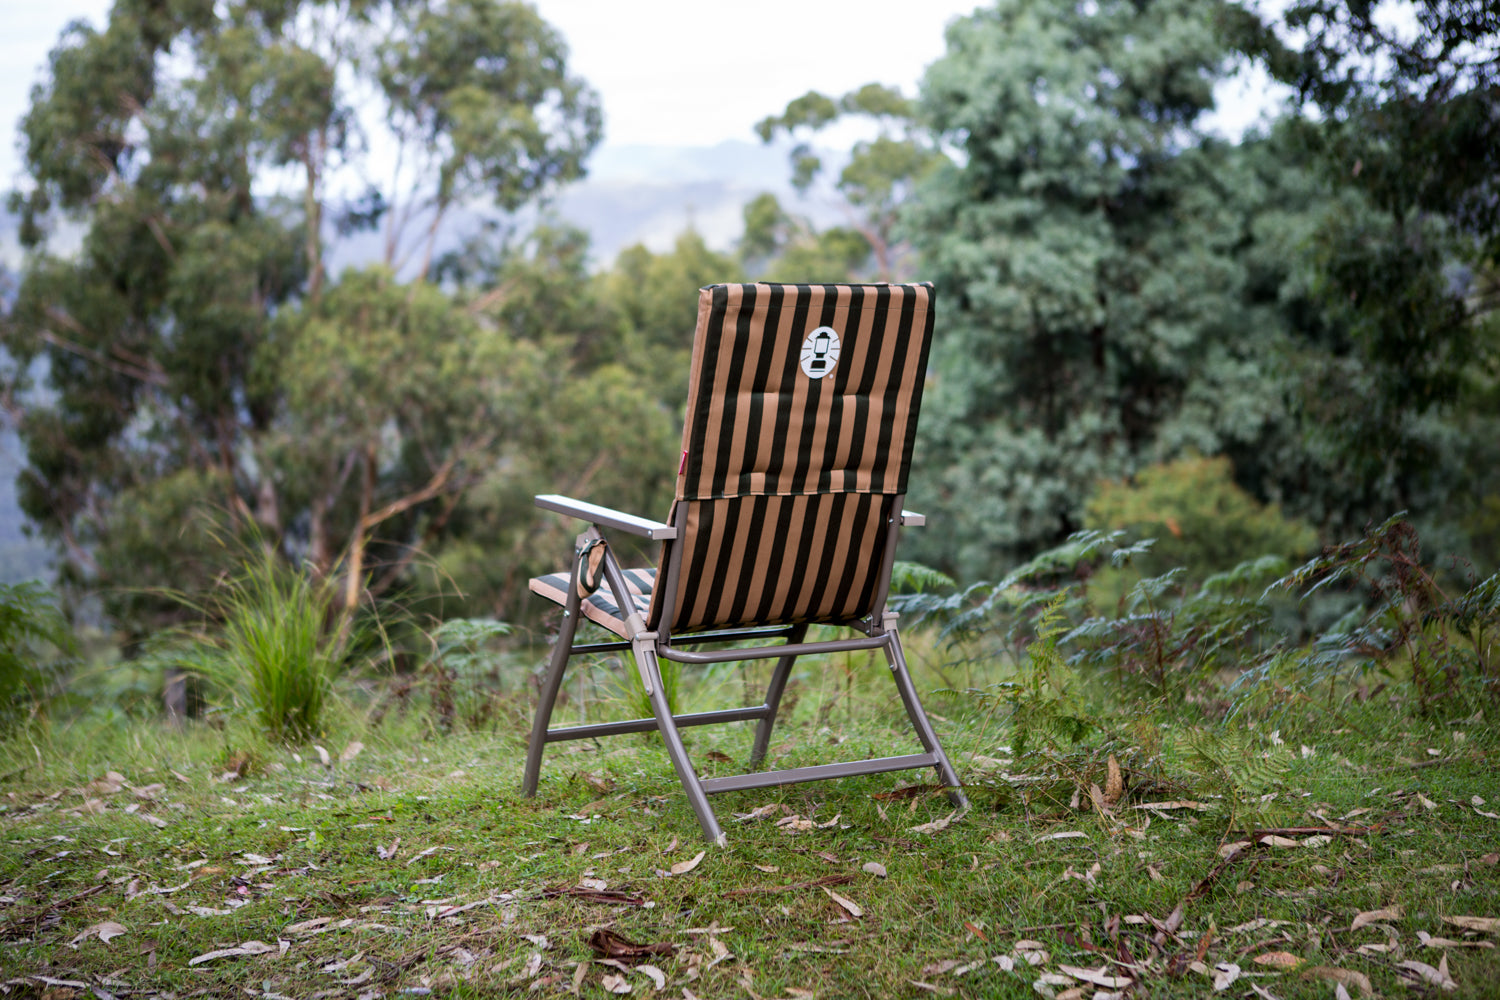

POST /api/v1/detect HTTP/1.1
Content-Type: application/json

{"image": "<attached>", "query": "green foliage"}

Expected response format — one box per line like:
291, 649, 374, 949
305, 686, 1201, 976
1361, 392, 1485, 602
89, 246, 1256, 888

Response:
898, 0, 1499, 581
180, 554, 349, 743
889, 561, 957, 596
621, 653, 682, 724
1065, 556, 1285, 702
1258, 514, 1500, 713
755, 83, 940, 280
1006, 594, 1093, 755
737, 192, 873, 283
0, 581, 73, 729
601, 228, 743, 405
420, 617, 518, 731
1180, 725, 1292, 824
3, 0, 601, 633
1085, 454, 1317, 580
905, 0, 1298, 578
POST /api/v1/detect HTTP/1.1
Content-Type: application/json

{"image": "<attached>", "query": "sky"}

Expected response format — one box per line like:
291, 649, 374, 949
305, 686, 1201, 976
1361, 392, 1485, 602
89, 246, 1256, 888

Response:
1, 0, 987, 189
0, 0, 1288, 263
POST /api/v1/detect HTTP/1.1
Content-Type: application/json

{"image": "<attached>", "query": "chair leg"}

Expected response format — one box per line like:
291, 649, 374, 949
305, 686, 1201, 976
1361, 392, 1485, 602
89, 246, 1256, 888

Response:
883, 626, 968, 809
634, 637, 726, 846
749, 623, 808, 769
522, 600, 582, 798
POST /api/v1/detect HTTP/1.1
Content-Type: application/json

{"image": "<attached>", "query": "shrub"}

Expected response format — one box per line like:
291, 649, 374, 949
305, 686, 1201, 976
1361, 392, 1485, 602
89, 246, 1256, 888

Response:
1086, 454, 1316, 581
0, 581, 74, 729
182, 554, 348, 743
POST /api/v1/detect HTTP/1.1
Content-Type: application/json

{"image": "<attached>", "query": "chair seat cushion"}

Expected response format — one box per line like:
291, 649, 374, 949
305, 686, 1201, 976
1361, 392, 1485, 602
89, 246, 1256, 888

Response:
529, 567, 656, 639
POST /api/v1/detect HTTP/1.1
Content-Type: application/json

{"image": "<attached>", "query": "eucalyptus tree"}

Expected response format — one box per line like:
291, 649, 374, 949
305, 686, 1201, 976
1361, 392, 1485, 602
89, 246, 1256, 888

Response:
1267, 0, 1500, 556
2, 0, 601, 630
900, 0, 1307, 578
754, 84, 943, 281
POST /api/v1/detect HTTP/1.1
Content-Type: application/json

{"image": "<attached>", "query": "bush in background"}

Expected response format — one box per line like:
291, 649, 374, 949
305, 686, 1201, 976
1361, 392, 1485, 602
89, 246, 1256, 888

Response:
180, 554, 349, 743
1086, 454, 1317, 582
0, 581, 74, 729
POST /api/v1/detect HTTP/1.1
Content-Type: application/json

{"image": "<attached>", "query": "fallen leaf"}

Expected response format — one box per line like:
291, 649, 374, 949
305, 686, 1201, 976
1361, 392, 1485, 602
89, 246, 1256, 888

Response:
340, 741, 364, 763
1212, 963, 1241, 991
670, 851, 705, 876
1301, 966, 1373, 997
1398, 957, 1458, 991
1035, 830, 1087, 842
1252, 951, 1303, 969
314, 745, 331, 767
705, 937, 732, 970
862, 862, 887, 878
735, 803, 784, 821
1419, 931, 1495, 949
825, 887, 863, 918
910, 809, 963, 835
754, 864, 779, 873
1351, 905, 1402, 930
1105, 754, 1124, 804
601, 972, 632, 994
1058, 964, 1131, 988
1443, 915, 1499, 934
637, 964, 667, 989
1134, 800, 1210, 811
188, 940, 279, 965
1013, 942, 1050, 965
68, 921, 128, 947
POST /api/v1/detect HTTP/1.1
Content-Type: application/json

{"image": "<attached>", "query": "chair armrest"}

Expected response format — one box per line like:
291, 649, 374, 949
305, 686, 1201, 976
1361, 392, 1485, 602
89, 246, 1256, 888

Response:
901, 510, 926, 527
535, 494, 677, 540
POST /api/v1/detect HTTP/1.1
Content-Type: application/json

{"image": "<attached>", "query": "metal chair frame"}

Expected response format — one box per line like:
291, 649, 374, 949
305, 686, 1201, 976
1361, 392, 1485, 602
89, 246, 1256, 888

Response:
522, 492, 966, 846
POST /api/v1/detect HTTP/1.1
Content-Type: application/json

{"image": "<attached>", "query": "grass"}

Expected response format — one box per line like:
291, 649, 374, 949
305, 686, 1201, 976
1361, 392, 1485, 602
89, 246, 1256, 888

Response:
2, 678, 1498, 999
176, 552, 348, 744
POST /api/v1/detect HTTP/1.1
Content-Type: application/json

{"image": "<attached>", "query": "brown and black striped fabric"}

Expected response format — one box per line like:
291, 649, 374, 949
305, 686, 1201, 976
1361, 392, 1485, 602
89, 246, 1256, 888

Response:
677, 283, 934, 501
648, 282, 936, 634
530, 568, 655, 638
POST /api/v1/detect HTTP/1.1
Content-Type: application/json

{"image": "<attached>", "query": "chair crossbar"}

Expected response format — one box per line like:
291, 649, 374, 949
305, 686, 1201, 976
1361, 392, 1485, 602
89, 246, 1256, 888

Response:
543, 705, 770, 743
660, 633, 890, 664
569, 626, 799, 658
700, 753, 940, 795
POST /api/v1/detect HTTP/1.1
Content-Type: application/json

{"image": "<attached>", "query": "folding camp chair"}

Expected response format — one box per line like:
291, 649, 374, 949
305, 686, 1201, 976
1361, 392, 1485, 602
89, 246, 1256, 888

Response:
523, 282, 966, 845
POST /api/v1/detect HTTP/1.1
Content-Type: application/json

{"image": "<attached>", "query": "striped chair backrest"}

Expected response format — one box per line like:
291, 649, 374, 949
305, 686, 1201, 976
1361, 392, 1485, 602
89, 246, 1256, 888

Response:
649, 282, 936, 634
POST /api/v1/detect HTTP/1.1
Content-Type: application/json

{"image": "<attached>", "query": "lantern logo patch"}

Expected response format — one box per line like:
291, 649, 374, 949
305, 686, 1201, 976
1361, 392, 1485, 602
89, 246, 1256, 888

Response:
800, 326, 841, 379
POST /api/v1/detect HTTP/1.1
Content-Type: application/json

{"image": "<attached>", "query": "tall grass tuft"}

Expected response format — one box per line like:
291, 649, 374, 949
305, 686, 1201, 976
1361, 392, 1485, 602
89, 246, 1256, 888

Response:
184, 554, 347, 743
